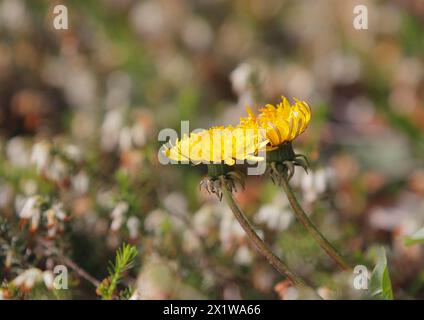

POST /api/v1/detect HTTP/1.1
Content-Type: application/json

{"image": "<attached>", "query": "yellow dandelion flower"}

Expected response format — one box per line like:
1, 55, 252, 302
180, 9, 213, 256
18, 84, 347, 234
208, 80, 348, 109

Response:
163, 125, 268, 166
240, 96, 311, 150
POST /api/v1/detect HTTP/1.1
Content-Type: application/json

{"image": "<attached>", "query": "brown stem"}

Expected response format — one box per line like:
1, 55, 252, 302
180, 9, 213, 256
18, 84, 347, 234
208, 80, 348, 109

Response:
280, 174, 350, 271
39, 239, 100, 287
220, 177, 322, 298
60, 255, 101, 287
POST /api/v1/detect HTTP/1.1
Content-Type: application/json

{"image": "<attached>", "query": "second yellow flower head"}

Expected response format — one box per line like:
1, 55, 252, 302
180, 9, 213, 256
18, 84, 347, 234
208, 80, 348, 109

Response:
240, 96, 311, 150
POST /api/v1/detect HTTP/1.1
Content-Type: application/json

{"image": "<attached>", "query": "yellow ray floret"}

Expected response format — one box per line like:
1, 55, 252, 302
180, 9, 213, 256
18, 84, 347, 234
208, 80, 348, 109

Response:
240, 96, 311, 149
163, 125, 268, 165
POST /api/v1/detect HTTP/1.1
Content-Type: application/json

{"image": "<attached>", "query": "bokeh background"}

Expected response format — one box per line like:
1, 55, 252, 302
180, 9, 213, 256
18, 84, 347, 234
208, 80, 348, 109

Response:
1, 0, 424, 299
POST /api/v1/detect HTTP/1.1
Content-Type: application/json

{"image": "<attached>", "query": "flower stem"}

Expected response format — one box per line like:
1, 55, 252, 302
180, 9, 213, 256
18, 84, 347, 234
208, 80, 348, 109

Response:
220, 177, 321, 298
279, 174, 350, 271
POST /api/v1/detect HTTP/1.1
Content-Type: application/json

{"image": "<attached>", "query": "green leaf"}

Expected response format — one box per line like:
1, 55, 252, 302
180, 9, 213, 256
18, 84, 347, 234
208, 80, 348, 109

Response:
369, 248, 394, 300
404, 228, 424, 246
98, 243, 138, 300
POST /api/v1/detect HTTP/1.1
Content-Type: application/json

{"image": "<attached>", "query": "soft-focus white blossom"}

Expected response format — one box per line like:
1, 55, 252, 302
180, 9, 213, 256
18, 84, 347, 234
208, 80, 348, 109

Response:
42, 271, 54, 290
127, 216, 140, 239
30, 141, 50, 173
12, 268, 55, 292
163, 192, 187, 215
12, 268, 43, 291
219, 206, 245, 251
18, 196, 41, 220
6, 137, 30, 168
193, 204, 216, 237
101, 109, 123, 152
0, 0, 29, 32
110, 201, 129, 232
369, 193, 424, 235
255, 192, 293, 231
292, 167, 334, 203
234, 244, 253, 266
71, 171, 90, 195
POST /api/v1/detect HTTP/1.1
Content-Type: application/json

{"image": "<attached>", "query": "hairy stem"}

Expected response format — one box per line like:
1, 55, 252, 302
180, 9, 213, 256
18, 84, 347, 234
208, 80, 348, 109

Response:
280, 174, 350, 271
220, 177, 321, 298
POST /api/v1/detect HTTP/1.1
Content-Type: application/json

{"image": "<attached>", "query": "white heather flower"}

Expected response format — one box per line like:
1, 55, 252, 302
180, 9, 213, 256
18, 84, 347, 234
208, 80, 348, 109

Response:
0, 0, 29, 32
30, 141, 51, 173
46, 157, 68, 182
163, 192, 187, 215
255, 204, 293, 231
0, 289, 6, 300
47, 226, 58, 238
253, 267, 274, 292
230, 62, 253, 95
105, 71, 132, 110
96, 189, 115, 209
127, 216, 140, 239
12, 269, 56, 291
31, 143, 79, 182
144, 209, 183, 234
30, 208, 41, 232
45, 208, 56, 228
144, 209, 166, 233
6, 136, 30, 168
12, 268, 43, 291
43, 271, 55, 290
314, 169, 328, 194
129, 289, 142, 300
182, 17, 213, 52
158, 54, 193, 86
130, 1, 166, 38
101, 109, 123, 152
369, 193, 424, 234
193, 204, 216, 237
234, 245, 253, 266
14, 195, 27, 215
283, 287, 299, 300
18, 196, 41, 220
230, 63, 255, 108
292, 167, 334, 204
5, 250, 12, 269
329, 53, 361, 85
64, 144, 82, 162
317, 287, 333, 300
219, 207, 245, 251
71, 171, 89, 195
119, 126, 133, 152
182, 230, 201, 253
110, 202, 129, 231
255, 192, 293, 231
131, 122, 147, 147
63, 67, 97, 109
52, 203, 67, 221
45, 203, 66, 229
